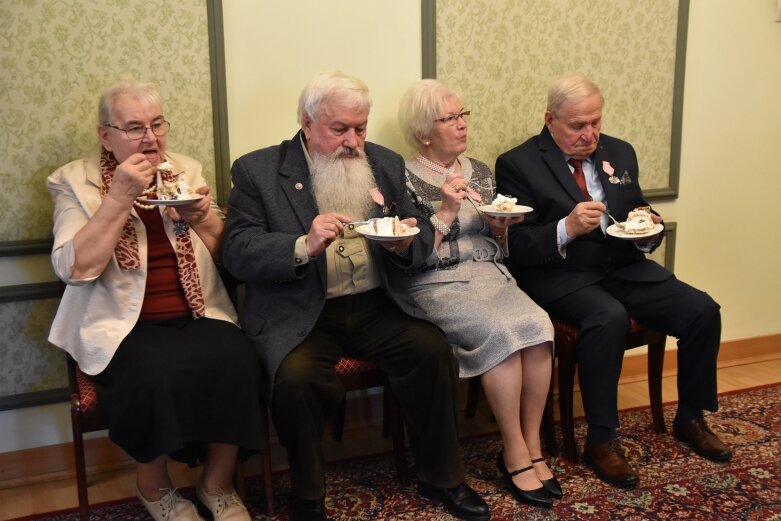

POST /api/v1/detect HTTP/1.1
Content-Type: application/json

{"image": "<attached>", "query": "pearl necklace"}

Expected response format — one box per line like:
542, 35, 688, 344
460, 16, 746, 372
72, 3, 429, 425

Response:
415, 154, 457, 176
133, 186, 157, 211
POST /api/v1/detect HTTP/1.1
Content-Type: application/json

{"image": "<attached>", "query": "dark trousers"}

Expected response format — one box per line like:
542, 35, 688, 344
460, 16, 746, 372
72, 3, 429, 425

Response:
271, 288, 465, 500
546, 274, 721, 431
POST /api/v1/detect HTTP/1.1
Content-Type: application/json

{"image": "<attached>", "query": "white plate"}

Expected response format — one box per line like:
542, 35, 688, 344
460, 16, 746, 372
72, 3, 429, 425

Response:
606, 223, 664, 239
476, 204, 534, 217
137, 195, 204, 206
355, 224, 420, 241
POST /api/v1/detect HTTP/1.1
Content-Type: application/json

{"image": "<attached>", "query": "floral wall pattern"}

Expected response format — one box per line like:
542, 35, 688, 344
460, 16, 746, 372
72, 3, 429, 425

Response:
0, 0, 213, 402
0, 0, 215, 243
436, 0, 680, 193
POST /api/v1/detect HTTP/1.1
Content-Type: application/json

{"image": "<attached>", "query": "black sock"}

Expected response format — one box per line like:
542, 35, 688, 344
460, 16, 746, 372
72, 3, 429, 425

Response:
586, 425, 617, 444
674, 403, 704, 426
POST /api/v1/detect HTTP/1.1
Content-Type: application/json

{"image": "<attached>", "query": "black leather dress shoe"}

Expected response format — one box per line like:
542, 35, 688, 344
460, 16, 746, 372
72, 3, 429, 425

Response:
418, 481, 490, 521
288, 494, 329, 521
531, 457, 563, 499
496, 452, 552, 507
582, 440, 639, 488
673, 418, 732, 461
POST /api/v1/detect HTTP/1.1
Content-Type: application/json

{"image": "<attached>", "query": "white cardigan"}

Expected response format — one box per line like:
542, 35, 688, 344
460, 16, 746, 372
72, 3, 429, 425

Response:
46, 152, 237, 375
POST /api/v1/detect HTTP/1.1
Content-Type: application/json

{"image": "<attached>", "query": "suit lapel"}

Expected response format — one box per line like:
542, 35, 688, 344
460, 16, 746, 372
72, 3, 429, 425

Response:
539, 127, 585, 203
279, 131, 319, 231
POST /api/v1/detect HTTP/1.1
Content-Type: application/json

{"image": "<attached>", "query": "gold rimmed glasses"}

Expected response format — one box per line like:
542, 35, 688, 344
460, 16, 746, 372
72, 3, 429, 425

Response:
434, 110, 470, 126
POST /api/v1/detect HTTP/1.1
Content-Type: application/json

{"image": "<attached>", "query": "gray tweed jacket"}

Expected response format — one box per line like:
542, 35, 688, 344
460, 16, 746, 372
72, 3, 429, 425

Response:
222, 131, 435, 401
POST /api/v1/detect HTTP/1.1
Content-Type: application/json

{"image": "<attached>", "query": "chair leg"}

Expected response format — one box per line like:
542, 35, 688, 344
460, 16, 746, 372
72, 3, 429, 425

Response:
234, 460, 246, 502
647, 335, 667, 434
71, 412, 89, 521
261, 409, 275, 516
332, 396, 347, 442
464, 377, 481, 419
558, 349, 578, 462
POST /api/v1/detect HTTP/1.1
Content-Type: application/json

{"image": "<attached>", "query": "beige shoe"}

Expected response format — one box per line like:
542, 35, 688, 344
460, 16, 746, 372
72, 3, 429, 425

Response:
135, 485, 205, 521
196, 482, 251, 521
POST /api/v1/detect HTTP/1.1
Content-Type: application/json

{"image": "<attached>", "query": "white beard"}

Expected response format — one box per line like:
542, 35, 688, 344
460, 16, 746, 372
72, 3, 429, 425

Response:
310, 147, 377, 220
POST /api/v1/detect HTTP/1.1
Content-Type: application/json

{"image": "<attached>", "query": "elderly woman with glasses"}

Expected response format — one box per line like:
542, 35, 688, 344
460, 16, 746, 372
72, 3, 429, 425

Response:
398, 79, 559, 508
46, 77, 262, 521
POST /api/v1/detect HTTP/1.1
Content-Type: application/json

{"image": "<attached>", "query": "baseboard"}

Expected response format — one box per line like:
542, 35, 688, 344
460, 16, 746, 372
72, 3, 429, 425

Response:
619, 332, 781, 383
2, 333, 779, 490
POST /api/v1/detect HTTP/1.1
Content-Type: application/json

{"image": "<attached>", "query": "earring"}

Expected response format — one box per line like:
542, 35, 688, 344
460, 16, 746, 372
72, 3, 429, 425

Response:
424, 141, 430, 146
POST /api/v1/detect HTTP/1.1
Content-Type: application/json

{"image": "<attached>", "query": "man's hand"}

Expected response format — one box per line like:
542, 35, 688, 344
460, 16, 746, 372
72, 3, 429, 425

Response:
564, 201, 606, 237
306, 212, 351, 257
633, 212, 664, 245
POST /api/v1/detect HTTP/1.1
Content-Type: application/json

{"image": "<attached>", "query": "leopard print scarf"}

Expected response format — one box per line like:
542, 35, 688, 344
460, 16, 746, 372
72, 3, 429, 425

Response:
99, 148, 206, 318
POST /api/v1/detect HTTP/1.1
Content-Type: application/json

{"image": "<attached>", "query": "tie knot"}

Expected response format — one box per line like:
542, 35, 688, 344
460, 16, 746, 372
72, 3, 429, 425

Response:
568, 158, 583, 170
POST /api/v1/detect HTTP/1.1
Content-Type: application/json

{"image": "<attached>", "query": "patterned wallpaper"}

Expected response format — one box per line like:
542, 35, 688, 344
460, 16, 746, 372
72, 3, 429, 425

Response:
436, 0, 680, 192
0, 0, 215, 243
0, 0, 214, 401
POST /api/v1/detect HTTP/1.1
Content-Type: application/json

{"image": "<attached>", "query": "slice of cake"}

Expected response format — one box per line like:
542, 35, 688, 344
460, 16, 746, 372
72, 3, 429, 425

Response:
372, 216, 404, 236
492, 194, 517, 212
622, 207, 655, 234
155, 162, 196, 201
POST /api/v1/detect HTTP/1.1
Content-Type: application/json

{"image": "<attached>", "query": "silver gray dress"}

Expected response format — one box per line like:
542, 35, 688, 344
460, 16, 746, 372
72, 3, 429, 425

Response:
405, 156, 554, 377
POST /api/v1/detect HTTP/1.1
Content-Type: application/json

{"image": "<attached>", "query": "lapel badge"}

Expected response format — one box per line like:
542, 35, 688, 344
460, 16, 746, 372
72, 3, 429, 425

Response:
620, 171, 632, 185
295, 182, 304, 190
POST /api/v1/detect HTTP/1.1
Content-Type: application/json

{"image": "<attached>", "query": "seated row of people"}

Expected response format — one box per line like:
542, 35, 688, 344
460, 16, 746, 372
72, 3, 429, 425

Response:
47, 70, 729, 521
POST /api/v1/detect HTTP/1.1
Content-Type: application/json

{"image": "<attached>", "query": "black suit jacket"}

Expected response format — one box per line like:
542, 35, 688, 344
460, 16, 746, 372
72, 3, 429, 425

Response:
222, 131, 435, 400
495, 126, 671, 306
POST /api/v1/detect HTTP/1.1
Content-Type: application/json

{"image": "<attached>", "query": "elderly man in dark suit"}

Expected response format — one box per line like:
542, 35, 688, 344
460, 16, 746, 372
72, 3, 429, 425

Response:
223, 71, 489, 521
495, 73, 730, 488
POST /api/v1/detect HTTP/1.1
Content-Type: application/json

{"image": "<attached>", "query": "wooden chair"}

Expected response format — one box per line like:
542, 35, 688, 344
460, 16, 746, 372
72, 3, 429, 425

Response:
331, 356, 408, 484
464, 318, 667, 462
67, 356, 275, 519
552, 318, 667, 461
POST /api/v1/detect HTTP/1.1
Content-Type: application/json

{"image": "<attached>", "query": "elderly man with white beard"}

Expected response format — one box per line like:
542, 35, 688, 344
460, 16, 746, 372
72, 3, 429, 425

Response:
223, 71, 489, 521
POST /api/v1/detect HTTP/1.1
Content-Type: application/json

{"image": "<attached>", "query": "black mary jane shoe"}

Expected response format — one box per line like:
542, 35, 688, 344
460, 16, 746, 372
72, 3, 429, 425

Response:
496, 451, 552, 508
531, 457, 563, 499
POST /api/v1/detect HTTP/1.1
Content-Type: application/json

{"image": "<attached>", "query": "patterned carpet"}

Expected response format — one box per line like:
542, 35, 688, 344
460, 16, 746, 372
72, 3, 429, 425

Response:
12, 383, 781, 521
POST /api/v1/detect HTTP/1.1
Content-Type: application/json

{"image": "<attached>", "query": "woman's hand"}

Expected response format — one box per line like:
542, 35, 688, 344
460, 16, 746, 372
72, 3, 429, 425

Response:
165, 185, 212, 224
485, 213, 525, 237
107, 153, 156, 206
439, 173, 471, 214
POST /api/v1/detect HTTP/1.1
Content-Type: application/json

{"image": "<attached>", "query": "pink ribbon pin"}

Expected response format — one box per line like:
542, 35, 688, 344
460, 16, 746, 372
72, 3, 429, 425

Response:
602, 161, 615, 175
369, 188, 384, 206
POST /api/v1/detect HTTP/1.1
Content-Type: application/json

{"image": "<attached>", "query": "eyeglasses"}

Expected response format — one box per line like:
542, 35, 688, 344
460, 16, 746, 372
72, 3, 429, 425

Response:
434, 110, 470, 125
104, 120, 171, 140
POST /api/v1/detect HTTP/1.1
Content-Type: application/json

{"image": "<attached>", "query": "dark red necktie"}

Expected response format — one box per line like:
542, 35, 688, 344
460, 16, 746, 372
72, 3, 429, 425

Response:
568, 158, 592, 201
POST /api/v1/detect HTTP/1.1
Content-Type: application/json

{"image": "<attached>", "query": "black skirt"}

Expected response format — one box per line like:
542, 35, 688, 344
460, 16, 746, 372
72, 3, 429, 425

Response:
89, 316, 265, 465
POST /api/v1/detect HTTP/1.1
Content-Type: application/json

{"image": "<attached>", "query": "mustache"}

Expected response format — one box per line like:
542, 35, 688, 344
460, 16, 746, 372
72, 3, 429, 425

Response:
328, 146, 365, 160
